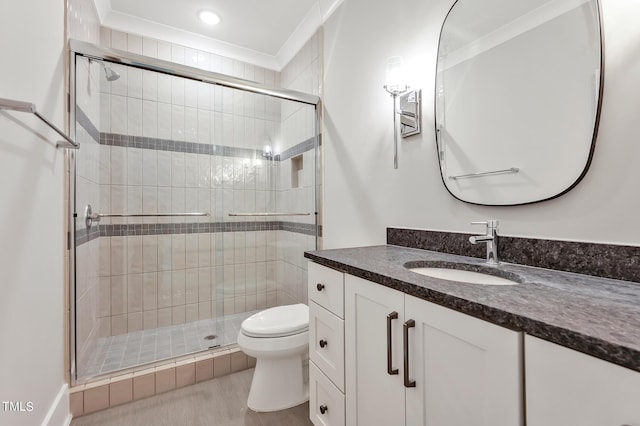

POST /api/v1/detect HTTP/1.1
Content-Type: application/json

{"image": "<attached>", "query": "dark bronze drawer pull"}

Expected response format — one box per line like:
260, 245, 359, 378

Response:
387, 311, 399, 375
403, 319, 416, 388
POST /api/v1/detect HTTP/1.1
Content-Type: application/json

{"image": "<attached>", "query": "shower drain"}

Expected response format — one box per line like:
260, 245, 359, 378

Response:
204, 334, 217, 340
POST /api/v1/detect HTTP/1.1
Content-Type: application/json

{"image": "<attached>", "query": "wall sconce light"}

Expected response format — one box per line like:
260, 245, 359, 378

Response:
383, 56, 421, 169
262, 137, 273, 160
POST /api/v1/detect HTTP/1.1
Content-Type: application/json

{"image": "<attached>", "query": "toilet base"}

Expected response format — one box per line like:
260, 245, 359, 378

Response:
247, 354, 309, 412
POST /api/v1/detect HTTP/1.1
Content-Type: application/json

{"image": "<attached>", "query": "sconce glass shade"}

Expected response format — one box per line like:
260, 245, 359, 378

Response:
385, 56, 408, 95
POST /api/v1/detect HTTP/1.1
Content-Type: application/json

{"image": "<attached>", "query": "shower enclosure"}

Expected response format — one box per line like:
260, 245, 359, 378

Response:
69, 41, 320, 382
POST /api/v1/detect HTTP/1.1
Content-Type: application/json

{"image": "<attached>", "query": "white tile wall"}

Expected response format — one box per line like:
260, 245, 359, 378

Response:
76, 26, 319, 344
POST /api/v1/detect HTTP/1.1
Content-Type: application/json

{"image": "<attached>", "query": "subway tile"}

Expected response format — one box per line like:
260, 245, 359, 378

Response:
185, 107, 198, 143
127, 67, 143, 99
172, 305, 186, 325
157, 41, 171, 61
110, 275, 127, 315
142, 100, 158, 138
142, 272, 158, 310
172, 269, 186, 305
127, 236, 143, 274
157, 307, 172, 327
213, 350, 231, 377
127, 34, 143, 54
142, 235, 159, 273
127, 98, 143, 137
185, 268, 198, 304
111, 314, 128, 336
109, 376, 133, 406
185, 303, 198, 322
143, 309, 158, 330
127, 311, 143, 332
83, 384, 109, 414
142, 38, 158, 58
185, 79, 198, 108
133, 372, 155, 400
176, 362, 196, 388
69, 390, 84, 417
195, 357, 214, 382
230, 350, 248, 373
171, 75, 185, 106
155, 366, 176, 394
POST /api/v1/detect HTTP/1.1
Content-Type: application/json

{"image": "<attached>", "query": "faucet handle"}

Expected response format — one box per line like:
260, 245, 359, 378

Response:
471, 220, 499, 231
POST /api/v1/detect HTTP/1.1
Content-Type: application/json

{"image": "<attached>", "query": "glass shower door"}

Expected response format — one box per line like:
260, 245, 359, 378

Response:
72, 51, 319, 382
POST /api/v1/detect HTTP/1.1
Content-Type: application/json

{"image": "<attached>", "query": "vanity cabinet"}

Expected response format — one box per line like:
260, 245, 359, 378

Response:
308, 262, 346, 426
344, 274, 523, 426
526, 335, 640, 426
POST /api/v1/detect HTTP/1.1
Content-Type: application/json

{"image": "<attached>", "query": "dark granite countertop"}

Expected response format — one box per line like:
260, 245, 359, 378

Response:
304, 245, 640, 373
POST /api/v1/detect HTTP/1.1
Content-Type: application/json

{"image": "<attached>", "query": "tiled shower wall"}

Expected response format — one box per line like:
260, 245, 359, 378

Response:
95, 62, 284, 336
79, 28, 318, 336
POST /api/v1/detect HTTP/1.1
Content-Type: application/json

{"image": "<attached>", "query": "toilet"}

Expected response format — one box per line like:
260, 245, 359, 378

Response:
237, 303, 309, 412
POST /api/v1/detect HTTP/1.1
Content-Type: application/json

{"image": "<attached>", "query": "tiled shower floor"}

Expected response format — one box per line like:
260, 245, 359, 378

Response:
78, 310, 259, 380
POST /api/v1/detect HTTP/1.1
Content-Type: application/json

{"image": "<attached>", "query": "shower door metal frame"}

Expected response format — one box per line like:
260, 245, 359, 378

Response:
67, 39, 322, 385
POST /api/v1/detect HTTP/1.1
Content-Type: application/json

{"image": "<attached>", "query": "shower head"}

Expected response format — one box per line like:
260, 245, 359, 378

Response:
103, 66, 120, 82
91, 59, 121, 82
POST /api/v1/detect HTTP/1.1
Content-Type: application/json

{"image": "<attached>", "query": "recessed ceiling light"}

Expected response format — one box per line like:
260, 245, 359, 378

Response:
198, 10, 220, 26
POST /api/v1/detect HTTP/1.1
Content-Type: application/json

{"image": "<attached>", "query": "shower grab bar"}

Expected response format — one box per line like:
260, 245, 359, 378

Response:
228, 212, 311, 217
449, 167, 519, 180
84, 204, 209, 228
0, 97, 79, 149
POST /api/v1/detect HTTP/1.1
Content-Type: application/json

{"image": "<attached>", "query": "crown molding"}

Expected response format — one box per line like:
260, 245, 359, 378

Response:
102, 11, 279, 70
93, 0, 343, 71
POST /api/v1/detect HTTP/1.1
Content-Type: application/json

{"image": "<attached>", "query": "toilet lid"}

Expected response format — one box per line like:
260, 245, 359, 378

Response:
241, 304, 309, 338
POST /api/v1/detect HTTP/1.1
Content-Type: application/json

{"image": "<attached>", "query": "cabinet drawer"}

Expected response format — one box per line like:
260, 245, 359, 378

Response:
310, 361, 345, 426
310, 301, 345, 392
308, 262, 344, 318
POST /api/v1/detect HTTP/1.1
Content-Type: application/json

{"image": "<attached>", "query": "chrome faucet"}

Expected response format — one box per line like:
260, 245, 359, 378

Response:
469, 220, 499, 264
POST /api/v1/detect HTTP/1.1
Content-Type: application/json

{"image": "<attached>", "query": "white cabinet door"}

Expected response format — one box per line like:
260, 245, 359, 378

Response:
345, 275, 405, 426
526, 335, 640, 426
405, 294, 523, 426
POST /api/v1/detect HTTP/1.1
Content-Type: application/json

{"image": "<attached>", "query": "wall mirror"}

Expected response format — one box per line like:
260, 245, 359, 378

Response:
435, 0, 602, 205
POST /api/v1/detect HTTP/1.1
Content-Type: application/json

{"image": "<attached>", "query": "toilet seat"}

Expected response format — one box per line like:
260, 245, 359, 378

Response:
241, 303, 309, 338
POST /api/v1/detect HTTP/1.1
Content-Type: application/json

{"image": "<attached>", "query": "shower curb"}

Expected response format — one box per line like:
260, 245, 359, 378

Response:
70, 346, 255, 417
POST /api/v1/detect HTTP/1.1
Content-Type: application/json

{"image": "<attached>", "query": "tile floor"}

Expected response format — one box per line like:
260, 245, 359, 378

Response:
71, 368, 313, 426
79, 310, 259, 379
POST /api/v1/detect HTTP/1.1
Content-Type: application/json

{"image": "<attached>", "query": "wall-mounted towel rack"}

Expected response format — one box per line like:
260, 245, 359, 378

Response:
0, 97, 79, 149
449, 167, 519, 180
84, 204, 209, 228
228, 212, 311, 217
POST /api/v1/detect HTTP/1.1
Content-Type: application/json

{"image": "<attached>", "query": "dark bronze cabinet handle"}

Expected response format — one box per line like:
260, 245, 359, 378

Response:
319, 339, 328, 348
403, 319, 416, 388
387, 311, 399, 375
316, 283, 325, 291
319, 404, 328, 414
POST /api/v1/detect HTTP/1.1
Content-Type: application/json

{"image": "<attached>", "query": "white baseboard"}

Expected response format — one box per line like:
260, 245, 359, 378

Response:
40, 384, 70, 426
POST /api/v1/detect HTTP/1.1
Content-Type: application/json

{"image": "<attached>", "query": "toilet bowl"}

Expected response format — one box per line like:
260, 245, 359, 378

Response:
237, 303, 309, 412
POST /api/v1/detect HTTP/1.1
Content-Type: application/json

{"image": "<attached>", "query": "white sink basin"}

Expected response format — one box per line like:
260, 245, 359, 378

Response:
408, 267, 519, 286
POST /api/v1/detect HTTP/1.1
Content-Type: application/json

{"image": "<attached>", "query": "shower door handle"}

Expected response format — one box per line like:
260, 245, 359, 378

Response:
403, 319, 416, 388
386, 311, 398, 375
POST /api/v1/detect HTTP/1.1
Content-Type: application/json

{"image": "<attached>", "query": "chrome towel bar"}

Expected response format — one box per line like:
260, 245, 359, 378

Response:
449, 167, 519, 180
84, 204, 209, 228
228, 212, 311, 217
0, 97, 79, 149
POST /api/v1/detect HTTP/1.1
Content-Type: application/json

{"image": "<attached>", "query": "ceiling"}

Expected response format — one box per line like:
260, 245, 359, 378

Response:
93, 0, 341, 70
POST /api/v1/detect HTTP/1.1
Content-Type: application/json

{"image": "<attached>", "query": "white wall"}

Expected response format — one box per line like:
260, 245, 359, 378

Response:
0, 2, 70, 426
322, 0, 640, 248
